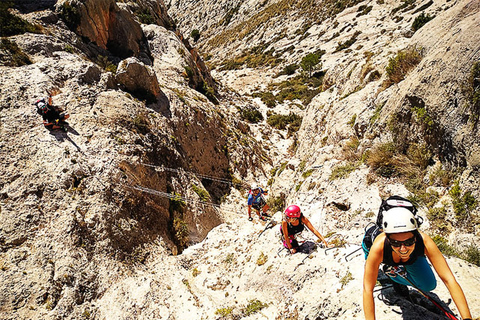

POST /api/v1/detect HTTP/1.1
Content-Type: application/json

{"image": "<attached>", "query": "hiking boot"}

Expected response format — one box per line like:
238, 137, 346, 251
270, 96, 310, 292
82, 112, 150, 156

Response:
392, 281, 410, 298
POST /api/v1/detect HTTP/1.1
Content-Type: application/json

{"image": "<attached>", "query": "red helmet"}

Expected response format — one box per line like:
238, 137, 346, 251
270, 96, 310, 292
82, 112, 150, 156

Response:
284, 205, 301, 218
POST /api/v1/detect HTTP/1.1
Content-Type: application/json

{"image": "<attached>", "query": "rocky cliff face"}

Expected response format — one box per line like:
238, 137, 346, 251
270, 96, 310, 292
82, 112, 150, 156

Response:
1, 0, 480, 319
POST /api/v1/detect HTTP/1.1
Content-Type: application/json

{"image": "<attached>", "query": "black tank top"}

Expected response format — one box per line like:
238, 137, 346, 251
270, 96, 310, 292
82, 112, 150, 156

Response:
383, 232, 425, 266
287, 215, 305, 236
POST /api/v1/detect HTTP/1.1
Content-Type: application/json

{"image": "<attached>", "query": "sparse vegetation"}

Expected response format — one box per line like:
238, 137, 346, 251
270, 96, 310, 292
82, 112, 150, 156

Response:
340, 271, 353, 289
59, 1, 81, 31
449, 181, 477, 225
412, 12, 434, 32
0, 1, 42, 36
256, 252, 268, 266
329, 163, 359, 180
335, 31, 361, 52
385, 47, 423, 85
192, 184, 210, 201
215, 306, 234, 317
173, 217, 189, 248
190, 29, 200, 42
266, 112, 302, 136
220, 44, 282, 70
243, 299, 268, 316
238, 106, 264, 123
0, 38, 32, 67
465, 61, 480, 123
135, 7, 155, 24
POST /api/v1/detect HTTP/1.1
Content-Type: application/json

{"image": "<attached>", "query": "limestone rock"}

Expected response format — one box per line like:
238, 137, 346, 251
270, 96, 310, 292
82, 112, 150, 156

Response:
115, 57, 163, 103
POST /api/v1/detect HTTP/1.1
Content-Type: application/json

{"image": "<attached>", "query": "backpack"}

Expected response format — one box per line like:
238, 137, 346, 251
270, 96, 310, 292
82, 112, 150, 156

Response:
362, 195, 421, 258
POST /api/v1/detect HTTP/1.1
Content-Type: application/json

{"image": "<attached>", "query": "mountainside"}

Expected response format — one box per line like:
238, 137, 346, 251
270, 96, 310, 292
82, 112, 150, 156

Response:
1, 0, 480, 319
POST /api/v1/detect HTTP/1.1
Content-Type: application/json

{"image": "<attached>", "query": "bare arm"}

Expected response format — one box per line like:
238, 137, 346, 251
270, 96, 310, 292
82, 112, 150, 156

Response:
422, 232, 472, 319
302, 216, 329, 247
363, 233, 385, 320
282, 221, 295, 253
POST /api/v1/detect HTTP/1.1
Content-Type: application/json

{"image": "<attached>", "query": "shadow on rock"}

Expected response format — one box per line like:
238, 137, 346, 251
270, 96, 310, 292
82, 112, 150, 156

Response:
375, 270, 458, 320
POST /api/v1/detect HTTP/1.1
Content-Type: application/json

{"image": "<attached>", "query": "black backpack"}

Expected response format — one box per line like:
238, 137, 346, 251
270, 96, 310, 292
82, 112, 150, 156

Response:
361, 195, 420, 258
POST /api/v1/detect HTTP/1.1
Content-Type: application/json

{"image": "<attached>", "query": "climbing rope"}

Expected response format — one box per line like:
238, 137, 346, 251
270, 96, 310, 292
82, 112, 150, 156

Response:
140, 163, 248, 188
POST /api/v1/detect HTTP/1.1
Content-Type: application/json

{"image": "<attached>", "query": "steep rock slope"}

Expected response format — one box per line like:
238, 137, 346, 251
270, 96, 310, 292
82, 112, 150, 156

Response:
0, 1, 265, 318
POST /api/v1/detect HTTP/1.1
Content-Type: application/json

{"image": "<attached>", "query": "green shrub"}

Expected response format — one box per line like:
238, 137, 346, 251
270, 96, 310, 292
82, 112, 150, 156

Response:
300, 52, 321, 77
466, 61, 480, 119
173, 217, 189, 248
192, 184, 210, 201
411, 12, 434, 32
252, 91, 276, 108
59, 1, 81, 31
267, 196, 285, 213
385, 47, 423, 84
0, 2, 42, 36
431, 235, 459, 257
463, 245, 480, 267
243, 299, 268, 316
0, 38, 32, 66
335, 31, 361, 52
238, 106, 263, 123
266, 112, 302, 136
281, 63, 298, 76
136, 8, 155, 24
190, 29, 200, 42
215, 307, 234, 316
256, 252, 268, 266
449, 181, 477, 224
329, 163, 359, 180
220, 44, 283, 70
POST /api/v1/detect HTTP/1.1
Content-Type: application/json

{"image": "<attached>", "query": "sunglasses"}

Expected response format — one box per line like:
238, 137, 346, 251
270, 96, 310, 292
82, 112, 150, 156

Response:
388, 236, 416, 248
287, 217, 299, 221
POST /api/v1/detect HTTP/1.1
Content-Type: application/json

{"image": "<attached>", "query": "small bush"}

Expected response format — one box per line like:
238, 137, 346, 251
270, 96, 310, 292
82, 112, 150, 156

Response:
463, 245, 480, 267
432, 235, 459, 257
59, 1, 81, 31
136, 8, 155, 24
215, 307, 234, 317
466, 61, 480, 118
266, 112, 302, 136
300, 52, 321, 77
281, 63, 298, 76
385, 47, 423, 84
173, 217, 189, 248
190, 29, 200, 42
335, 31, 361, 52
252, 92, 276, 108
243, 299, 268, 316
256, 252, 268, 266
329, 163, 359, 180
366, 142, 398, 177
411, 12, 434, 32
238, 106, 263, 123
192, 184, 210, 201
449, 181, 477, 224
0, 38, 32, 66
0, 2, 42, 36
267, 196, 285, 213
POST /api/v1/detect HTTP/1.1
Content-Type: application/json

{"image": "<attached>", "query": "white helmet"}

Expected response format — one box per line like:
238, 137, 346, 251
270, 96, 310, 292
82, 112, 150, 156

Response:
251, 184, 260, 191
382, 207, 418, 234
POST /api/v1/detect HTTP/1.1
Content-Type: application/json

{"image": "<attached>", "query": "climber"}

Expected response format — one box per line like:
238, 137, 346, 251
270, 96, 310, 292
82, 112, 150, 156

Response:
35, 93, 69, 131
281, 204, 331, 253
247, 185, 270, 221
363, 207, 473, 320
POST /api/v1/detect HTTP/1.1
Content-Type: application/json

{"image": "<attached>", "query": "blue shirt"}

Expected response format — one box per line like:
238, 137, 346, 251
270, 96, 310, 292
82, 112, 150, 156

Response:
247, 188, 266, 205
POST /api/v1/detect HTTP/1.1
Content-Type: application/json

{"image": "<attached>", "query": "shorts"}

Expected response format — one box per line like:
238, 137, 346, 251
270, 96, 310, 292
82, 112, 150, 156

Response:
252, 197, 266, 211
